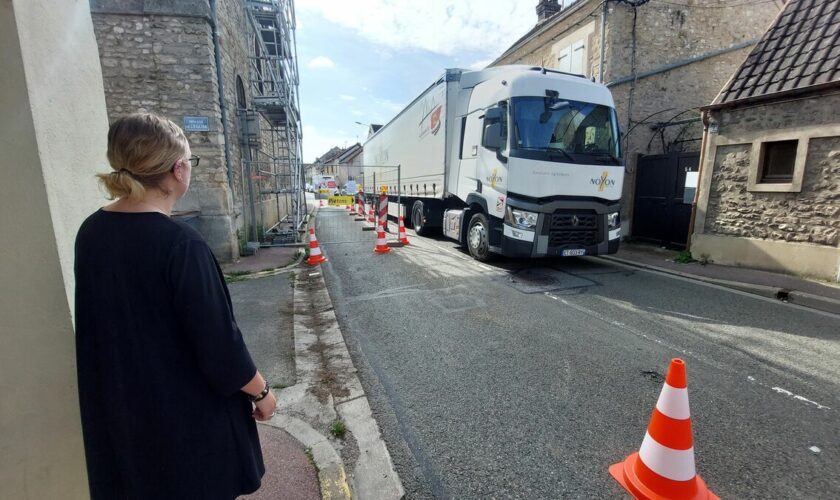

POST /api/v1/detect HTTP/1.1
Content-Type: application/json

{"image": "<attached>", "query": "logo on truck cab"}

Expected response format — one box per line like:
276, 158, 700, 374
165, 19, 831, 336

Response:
591, 171, 616, 192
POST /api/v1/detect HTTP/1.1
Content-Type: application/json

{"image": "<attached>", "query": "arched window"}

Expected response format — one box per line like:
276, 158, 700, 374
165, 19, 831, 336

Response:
236, 76, 247, 110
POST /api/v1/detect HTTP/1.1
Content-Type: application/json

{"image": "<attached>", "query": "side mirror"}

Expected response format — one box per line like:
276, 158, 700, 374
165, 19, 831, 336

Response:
482, 106, 505, 151
482, 122, 503, 150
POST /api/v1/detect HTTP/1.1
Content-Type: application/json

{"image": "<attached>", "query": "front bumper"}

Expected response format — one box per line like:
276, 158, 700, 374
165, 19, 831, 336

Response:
497, 196, 621, 257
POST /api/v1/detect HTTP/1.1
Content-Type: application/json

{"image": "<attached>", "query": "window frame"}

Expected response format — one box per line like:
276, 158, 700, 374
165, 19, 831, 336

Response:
747, 136, 809, 193
757, 139, 797, 184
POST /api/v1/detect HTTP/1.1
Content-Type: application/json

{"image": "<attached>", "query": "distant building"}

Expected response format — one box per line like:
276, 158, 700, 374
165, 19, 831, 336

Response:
493, 0, 780, 244
692, 0, 840, 282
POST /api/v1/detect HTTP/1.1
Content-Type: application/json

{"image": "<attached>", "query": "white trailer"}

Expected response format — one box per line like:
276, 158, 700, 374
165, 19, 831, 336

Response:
363, 65, 624, 261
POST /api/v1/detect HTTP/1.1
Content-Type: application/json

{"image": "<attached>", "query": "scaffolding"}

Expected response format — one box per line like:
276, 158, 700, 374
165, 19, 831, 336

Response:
241, 0, 305, 246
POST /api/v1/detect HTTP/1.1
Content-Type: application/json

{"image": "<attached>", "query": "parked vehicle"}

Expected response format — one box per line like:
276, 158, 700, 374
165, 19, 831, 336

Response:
313, 175, 339, 196
362, 65, 624, 261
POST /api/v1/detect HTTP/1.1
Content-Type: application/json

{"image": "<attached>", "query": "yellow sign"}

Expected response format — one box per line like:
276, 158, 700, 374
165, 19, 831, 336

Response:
328, 196, 355, 206
380, 185, 388, 194
319, 188, 332, 194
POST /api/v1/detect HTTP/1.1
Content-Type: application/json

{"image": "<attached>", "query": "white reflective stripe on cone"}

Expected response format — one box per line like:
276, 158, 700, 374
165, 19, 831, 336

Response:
655, 383, 691, 420
638, 432, 696, 481
311, 246, 322, 256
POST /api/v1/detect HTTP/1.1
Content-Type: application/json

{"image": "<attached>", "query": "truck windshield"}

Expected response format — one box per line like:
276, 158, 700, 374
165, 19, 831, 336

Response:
511, 96, 621, 165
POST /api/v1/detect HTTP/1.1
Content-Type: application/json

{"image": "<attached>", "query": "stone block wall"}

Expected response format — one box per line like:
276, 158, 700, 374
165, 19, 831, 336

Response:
603, 1, 779, 231
704, 93, 840, 248
91, 3, 240, 261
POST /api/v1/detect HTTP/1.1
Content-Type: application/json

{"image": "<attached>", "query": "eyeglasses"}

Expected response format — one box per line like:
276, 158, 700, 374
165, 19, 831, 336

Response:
187, 155, 200, 167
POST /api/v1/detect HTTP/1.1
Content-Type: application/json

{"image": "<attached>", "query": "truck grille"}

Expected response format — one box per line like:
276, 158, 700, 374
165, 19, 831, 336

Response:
549, 230, 598, 247
548, 211, 600, 247
549, 212, 598, 230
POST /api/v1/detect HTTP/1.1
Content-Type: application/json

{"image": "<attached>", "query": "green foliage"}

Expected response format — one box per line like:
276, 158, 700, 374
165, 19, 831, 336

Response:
673, 250, 696, 264
330, 420, 346, 439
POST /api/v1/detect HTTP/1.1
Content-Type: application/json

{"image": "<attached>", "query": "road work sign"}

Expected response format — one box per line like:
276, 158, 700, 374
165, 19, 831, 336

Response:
328, 196, 355, 206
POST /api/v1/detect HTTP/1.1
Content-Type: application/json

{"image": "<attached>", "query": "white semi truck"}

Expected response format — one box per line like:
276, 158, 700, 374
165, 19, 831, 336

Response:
363, 65, 623, 261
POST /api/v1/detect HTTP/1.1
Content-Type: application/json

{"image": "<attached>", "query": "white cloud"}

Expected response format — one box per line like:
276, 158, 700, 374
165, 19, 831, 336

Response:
302, 125, 353, 163
307, 56, 335, 69
339, 95, 356, 101
374, 98, 404, 114
467, 59, 492, 70
297, 0, 534, 56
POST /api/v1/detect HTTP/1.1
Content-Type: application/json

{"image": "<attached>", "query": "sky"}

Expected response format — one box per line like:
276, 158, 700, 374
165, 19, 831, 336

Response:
294, 0, 538, 163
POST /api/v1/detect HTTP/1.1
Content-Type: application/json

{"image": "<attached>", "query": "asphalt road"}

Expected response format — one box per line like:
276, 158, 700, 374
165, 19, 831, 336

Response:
314, 208, 840, 499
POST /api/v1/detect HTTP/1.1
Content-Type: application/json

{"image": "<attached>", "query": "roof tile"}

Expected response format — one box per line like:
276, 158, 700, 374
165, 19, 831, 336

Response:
714, 0, 840, 105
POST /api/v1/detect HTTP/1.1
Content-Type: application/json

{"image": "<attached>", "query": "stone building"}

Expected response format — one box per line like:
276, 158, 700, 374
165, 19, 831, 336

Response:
89, 0, 303, 261
692, 0, 840, 282
492, 0, 780, 239
336, 143, 363, 189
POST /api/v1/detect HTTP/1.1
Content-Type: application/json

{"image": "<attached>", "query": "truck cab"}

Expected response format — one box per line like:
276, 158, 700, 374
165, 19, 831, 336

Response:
450, 67, 623, 260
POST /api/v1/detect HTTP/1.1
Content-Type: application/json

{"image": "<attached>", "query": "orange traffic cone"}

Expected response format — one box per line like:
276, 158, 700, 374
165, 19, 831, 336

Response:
398, 216, 410, 245
374, 221, 391, 254
306, 227, 327, 265
609, 359, 718, 500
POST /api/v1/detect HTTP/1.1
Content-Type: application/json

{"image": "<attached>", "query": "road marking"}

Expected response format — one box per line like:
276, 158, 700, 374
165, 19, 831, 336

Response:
544, 292, 697, 360
746, 376, 831, 411
770, 386, 831, 411
593, 257, 840, 320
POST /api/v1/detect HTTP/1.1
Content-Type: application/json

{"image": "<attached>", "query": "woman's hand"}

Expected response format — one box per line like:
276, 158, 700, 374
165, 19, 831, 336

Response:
252, 390, 277, 421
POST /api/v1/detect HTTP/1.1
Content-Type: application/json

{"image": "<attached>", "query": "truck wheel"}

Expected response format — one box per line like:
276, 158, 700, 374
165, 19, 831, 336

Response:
467, 212, 493, 261
412, 200, 430, 236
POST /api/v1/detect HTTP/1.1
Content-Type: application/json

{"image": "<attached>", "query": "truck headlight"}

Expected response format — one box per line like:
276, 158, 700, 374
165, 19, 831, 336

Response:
505, 207, 538, 229
607, 212, 620, 230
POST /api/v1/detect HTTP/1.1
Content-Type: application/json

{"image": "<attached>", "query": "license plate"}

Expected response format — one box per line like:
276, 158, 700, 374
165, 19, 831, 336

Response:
561, 249, 586, 257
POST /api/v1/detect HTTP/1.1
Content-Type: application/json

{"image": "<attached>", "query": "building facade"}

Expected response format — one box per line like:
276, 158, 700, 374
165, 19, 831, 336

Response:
692, 0, 840, 282
2, 1, 110, 496
89, 0, 303, 261
493, 0, 780, 237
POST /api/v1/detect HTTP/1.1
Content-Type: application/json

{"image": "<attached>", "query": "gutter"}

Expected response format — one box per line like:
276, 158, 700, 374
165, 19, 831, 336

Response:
702, 80, 840, 112
209, 0, 236, 192
605, 39, 758, 88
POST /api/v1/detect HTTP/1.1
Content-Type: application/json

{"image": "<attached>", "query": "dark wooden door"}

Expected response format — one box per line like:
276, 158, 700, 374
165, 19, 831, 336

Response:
632, 152, 699, 248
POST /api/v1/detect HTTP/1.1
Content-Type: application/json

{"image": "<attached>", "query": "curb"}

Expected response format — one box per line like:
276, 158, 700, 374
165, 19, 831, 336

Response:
598, 255, 840, 316
260, 417, 352, 500
223, 249, 306, 282
272, 238, 403, 500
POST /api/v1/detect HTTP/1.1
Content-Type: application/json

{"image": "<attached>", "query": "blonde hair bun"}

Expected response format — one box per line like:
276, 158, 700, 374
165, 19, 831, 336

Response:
98, 113, 188, 200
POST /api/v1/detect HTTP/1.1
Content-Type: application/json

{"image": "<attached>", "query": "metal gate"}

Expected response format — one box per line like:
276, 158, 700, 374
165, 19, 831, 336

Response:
632, 152, 699, 248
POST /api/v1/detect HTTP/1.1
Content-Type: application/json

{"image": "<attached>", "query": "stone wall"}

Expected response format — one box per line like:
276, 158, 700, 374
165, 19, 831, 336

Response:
492, 0, 780, 234
703, 93, 840, 248
91, 3, 240, 261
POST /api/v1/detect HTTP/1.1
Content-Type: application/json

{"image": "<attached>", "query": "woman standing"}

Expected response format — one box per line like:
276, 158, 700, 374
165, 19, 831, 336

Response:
75, 113, 276, 499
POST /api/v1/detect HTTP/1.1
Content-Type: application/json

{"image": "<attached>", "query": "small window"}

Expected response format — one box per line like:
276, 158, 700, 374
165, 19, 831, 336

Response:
760, 140, 797, 183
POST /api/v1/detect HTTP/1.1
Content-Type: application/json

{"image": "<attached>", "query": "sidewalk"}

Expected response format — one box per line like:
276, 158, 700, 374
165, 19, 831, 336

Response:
600, 241, 840, 315
227, 256, 321, 499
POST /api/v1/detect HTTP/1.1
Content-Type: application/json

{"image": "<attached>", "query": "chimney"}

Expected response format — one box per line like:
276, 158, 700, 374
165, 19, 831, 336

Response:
536, 0, 560, 24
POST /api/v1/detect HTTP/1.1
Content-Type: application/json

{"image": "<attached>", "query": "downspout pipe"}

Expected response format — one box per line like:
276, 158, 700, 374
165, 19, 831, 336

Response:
599, 0, 608, 83
685, 110, 710, 252
209, 0, 235, 192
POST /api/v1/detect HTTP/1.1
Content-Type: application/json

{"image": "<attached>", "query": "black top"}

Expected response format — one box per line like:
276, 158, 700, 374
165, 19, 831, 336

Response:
74, 210, 264, 499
